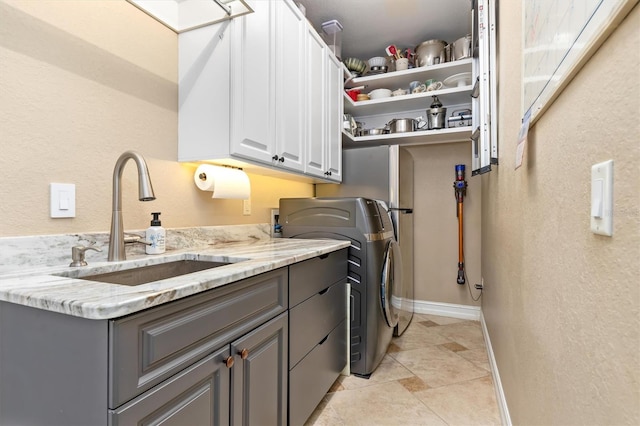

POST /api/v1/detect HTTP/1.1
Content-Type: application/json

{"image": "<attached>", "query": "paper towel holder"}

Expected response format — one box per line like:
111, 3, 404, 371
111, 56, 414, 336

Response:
197, 165, 243, 182
194, 164, 251, 199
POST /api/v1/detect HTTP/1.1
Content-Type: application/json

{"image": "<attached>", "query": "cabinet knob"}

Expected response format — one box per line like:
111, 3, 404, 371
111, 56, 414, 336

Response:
224, 356, 234, 368
272, 155, 279, 161
240, 348, 249, 359
278, 156, 285, 163
324, 171, 332, 176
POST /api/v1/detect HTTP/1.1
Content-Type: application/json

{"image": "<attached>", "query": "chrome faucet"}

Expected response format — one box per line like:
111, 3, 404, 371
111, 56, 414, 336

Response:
108, 151, 156, 261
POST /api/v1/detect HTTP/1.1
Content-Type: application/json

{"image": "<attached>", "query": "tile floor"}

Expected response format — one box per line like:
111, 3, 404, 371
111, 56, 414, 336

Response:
305, 313, 501, 426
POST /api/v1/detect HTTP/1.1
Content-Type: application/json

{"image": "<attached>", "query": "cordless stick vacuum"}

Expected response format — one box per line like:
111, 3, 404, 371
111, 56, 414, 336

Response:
453, 164, 467, 285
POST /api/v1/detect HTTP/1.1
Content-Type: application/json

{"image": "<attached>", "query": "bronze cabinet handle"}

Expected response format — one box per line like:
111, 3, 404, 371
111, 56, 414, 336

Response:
240, 348, 249, 360
224, 356, 234, 368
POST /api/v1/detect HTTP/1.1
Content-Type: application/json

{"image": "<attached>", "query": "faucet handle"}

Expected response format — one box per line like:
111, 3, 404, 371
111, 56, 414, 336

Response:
70, 245, 102, 267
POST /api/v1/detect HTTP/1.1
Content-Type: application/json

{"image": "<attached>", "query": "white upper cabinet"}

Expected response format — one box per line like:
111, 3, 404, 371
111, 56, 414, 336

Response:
230, 0, 277, 164
304, 29, 343, 182
178, 21, 231, 162
304, 28, 327, 178
274, 0, 306, 172
325, 52, 343, 181
178, 0, 340, 181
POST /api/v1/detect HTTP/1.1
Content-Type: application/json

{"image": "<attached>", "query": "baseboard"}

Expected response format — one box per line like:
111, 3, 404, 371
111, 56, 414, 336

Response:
413, 299, 481, 320
480, 312, 512, 426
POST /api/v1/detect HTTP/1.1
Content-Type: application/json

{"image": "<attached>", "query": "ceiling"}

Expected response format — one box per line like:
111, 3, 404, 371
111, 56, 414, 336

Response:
295, 0, 472, 61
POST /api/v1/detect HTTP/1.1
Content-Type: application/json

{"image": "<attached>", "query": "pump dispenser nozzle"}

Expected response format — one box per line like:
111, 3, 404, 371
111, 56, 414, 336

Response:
150, 212, 162, 226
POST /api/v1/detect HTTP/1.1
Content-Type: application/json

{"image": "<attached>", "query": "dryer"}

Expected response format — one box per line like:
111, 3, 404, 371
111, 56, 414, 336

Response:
279, 197, 402, 378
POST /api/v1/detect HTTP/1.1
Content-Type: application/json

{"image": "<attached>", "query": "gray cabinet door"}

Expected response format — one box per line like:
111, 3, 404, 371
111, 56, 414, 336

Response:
230, 312, 288, 426
109, 346, 231, 426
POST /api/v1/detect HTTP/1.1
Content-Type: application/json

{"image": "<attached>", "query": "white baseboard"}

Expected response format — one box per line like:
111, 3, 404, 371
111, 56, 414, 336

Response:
413, 299, 481, 320
480, 312, 512, 426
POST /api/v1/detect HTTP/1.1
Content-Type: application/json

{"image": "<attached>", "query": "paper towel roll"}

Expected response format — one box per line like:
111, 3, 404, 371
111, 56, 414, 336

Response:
194, 164, 250, 199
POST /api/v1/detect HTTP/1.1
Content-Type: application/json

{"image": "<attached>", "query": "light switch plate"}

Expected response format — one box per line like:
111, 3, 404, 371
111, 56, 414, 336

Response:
590, 160, 613, 236
50, 183, 76, 218
243, 198, 251, 216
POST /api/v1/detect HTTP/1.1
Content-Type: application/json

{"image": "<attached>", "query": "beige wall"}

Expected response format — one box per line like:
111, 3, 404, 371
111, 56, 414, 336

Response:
408, 143, 482, 306
482, 3, 639, 424
0, 0, 313, 237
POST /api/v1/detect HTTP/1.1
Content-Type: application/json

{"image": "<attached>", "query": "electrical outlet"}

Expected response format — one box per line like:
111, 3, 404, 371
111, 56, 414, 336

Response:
243, 199, 251, 216
271, 208, 280, 237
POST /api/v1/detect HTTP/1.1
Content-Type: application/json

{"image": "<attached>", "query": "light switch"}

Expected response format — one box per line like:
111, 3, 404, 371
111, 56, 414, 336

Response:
590, 179, 603, 218
590, 160, 613, 236
50, 183, 76, 218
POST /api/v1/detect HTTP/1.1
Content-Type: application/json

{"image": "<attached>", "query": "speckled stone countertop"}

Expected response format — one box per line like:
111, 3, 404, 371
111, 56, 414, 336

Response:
0, 226, 349, 320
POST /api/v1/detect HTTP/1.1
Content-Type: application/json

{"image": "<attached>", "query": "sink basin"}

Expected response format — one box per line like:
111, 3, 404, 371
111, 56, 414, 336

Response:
77, 260, 232, 286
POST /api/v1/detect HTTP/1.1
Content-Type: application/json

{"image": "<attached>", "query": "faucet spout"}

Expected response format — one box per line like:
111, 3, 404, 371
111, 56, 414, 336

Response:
108, 151, 156, 261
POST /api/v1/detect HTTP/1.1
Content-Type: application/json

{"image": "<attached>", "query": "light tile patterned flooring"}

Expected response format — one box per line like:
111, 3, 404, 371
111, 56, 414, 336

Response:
305, 314, 501, 425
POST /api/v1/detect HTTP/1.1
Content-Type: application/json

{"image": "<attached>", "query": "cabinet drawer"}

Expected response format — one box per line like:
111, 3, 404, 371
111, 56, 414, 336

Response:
289, 280, 346, 368
109, 346, 231, 426
289, 248, 348, 306
289, 320, 347, 426
109, 268, 287, 409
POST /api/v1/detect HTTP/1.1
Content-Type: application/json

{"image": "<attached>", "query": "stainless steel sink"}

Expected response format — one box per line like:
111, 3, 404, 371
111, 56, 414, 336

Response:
77, 260, 231, 286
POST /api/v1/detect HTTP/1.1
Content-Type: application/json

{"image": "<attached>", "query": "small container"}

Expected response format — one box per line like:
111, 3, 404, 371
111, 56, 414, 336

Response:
145, 212, 166, 254
321, 20, 343, 59
395, 57, 409, 71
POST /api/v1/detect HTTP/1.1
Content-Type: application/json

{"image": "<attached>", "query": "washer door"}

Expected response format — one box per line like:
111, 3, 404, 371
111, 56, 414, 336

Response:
380, 239, 401, 328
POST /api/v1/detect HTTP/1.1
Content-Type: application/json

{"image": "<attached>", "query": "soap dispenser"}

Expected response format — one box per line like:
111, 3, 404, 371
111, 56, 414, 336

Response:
146, 212, 166, 254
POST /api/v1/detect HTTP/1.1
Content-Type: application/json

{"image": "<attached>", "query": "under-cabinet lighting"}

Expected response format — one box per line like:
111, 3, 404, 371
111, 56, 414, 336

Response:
127, 0, 254, 33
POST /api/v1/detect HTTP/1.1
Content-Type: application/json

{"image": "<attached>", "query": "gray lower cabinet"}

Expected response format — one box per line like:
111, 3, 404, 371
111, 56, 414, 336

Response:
110, 312, 288, 426
0, 252, 348, 426
288, 249, 349, 425
109, 345, 232, 425
0, 268, 288, 426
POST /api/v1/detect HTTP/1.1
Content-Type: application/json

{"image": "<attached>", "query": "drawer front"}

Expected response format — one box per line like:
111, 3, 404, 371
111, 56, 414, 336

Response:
109, 268, 288, 408
289, 280, 346, 368
289, 320, 347, 426
109, 346, 231, 426
289, 248, 348, 307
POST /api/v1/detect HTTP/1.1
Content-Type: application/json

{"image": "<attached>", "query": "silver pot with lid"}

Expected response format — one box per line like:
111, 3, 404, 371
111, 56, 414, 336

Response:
387, 118, 416, 133
426, 95, 447, 130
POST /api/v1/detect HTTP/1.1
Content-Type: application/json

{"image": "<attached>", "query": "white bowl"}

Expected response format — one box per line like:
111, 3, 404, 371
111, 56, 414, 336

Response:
368, 56, 387, 68
368, 88, 392, 99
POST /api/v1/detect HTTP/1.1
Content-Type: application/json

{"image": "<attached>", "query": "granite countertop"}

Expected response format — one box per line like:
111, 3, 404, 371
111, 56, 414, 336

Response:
0, 238, 350, 320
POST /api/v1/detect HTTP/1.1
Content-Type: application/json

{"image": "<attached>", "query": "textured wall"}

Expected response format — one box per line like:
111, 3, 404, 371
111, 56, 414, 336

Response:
0, 0, 313, 237
482, 3, 640, 424
408, 143, 482, 306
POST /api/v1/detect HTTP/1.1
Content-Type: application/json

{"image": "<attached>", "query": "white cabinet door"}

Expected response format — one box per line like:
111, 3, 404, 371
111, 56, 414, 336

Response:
274, 0, 305, 172
304, 27, 327, 177
325, 52, 343, 182
178, 21, 231, 162
230, 0, 276, 163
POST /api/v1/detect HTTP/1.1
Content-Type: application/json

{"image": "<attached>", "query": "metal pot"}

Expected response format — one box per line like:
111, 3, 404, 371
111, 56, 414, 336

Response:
415, 39, 447, 67
387, 118, 416, 133
359, 128, 387, 136
451, 34, 472, 60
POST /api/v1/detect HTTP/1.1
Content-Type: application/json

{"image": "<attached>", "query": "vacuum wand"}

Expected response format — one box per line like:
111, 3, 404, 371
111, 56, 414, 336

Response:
454, 164, 467, 285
